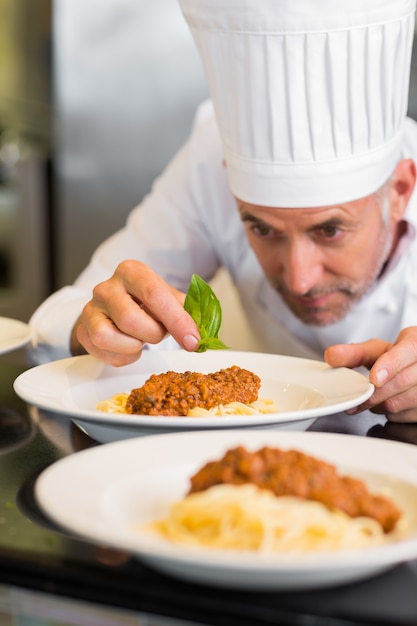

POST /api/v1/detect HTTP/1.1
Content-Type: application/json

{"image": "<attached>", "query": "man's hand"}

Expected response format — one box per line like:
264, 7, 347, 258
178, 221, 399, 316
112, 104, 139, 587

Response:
324, 327, 417, 422
70, 260, 200, 366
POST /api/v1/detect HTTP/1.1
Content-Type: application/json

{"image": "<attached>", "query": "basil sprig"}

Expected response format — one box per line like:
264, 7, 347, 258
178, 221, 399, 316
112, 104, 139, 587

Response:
184, 273, 230, 352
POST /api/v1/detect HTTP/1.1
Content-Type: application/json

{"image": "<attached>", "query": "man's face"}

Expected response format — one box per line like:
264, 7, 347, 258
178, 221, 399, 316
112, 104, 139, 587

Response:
237, 192, 396, 326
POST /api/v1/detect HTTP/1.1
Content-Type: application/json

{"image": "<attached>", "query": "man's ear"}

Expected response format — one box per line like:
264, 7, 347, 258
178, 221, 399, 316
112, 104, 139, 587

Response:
390, 158, 416, 220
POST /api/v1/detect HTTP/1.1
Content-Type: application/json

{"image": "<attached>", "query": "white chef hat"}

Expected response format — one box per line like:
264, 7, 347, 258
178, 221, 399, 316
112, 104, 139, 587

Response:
179, 0, 416, 207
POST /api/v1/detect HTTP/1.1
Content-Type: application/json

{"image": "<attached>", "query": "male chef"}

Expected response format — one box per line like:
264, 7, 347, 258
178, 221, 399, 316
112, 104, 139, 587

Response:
29, 0, 417, 421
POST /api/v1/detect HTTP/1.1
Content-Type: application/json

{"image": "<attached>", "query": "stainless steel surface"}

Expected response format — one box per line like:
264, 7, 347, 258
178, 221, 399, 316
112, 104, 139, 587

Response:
0, 0, 208, 323
0, 153, 49, 322
0, 0, 51, 323
52, 0, 208, 287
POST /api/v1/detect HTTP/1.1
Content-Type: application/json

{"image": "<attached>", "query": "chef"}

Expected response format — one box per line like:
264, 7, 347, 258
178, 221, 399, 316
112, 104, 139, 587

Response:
29, 0, 417, 422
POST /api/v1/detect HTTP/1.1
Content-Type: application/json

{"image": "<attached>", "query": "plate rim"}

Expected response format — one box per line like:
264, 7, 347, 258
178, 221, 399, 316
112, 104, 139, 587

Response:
0, 316, 32, 355
13, 351, 374, 428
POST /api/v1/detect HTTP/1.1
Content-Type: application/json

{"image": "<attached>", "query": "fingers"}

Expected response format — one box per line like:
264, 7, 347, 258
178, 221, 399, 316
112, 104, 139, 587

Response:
367, 330, 417, 416
75, 319, 144, 367
324, 339, 391, 371
369, 328, 417, 386
79, 292, 157, 365
91, 278, 167, 346
113, 261, 200, 347
325, 329, 417, 422
73, 261, 200, 366
366, 360, 417, 422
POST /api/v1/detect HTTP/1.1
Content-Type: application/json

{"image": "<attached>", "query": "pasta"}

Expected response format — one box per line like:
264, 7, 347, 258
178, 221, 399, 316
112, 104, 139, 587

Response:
187, 398, 277, 417
96, 394, 277, 416
96, 393, 129, 414
146, 484, 388, 553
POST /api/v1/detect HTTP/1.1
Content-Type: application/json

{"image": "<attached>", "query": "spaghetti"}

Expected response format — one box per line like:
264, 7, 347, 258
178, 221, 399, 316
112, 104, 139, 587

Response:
96, 394, 277, 416
145, 484, 388, 552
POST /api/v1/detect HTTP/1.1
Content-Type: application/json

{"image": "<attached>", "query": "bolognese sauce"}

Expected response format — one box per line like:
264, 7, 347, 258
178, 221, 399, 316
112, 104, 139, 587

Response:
188, 446, 401, 533
126, 365, 261, 416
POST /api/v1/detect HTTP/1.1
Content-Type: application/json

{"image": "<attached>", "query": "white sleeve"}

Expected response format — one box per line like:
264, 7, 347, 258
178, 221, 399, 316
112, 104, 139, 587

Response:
27, 286, 91, 364
28, 100, 227, 364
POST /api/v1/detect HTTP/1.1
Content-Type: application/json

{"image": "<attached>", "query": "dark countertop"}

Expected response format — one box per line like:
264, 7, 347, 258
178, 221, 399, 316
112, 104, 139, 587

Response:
2, 360, 417, 626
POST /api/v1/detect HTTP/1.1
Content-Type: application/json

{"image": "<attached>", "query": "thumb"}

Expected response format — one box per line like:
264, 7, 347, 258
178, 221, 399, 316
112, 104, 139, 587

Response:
324, 339, 391, 371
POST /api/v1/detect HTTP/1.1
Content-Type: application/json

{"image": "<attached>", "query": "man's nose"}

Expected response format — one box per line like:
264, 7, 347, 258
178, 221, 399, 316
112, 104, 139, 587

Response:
281, 241, 323, 294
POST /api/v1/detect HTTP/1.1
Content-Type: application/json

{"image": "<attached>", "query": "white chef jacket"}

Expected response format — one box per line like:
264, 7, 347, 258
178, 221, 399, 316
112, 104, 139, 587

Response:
28, 100, 417, 365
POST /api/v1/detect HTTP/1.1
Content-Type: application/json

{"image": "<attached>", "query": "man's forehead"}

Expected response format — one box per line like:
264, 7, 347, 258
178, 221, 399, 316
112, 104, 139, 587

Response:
235, 197, 369, 222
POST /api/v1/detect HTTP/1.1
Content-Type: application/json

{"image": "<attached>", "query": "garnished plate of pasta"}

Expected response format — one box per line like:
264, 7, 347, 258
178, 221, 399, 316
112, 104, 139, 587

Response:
14, 350, 374, 443
35, 430, 417, 590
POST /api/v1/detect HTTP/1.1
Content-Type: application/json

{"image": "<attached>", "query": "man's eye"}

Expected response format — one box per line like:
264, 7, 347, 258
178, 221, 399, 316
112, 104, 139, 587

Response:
251, 223, 275, 237
318, 224, 339, 238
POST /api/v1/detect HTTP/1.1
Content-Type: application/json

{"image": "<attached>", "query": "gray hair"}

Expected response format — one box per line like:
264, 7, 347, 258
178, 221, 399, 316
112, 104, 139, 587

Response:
375, 178, 391, 223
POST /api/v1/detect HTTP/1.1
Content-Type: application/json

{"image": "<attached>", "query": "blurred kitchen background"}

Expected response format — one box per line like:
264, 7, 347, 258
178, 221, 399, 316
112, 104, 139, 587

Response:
0, 0, 207, 324
1, 0, 417, 326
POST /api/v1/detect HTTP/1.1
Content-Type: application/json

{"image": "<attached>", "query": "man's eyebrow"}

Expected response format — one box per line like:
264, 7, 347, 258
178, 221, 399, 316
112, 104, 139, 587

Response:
239, 210, 266, 225
308, 217, 345, 231
239, 209, 348, 231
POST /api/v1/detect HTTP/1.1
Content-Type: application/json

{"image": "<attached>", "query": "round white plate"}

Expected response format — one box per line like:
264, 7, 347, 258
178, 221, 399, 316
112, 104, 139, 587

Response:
35, 430, 417, 591
0, 316, 31, 355
14, 351, 374, 443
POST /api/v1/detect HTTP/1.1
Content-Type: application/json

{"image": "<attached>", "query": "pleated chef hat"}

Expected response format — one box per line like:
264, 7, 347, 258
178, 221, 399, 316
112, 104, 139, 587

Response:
179, 0, 416, 207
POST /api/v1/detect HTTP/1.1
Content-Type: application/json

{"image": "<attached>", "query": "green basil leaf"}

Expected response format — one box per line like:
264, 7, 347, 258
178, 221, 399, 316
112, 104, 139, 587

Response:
184, 273, 230, 352
196, 337, 229, 353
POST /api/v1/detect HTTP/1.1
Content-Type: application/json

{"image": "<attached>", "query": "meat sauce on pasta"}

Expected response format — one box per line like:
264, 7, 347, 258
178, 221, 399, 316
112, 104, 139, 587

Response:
97, 365, 277, 416
126, 366, 260, 415
189, 446, 401, 533
144, 446, 403, 553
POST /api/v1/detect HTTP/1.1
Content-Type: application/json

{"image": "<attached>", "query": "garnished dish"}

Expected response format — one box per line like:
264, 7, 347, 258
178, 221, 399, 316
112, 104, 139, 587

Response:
95, 275, 277, 418
34, 431, 417, 590
13, 351, 374, 443
96, 365, 277, 416
145, 445, 402, 552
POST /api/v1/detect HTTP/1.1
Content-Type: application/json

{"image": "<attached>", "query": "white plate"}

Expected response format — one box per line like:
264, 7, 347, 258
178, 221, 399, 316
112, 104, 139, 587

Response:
0, 316, 31, 355
35, 430, 417, 591
14, 351, 373, 443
